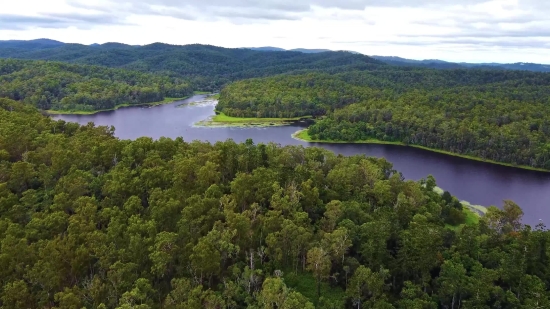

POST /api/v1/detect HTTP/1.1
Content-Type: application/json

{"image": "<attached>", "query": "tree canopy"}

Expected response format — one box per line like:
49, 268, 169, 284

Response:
0, 98, 549, 308
0, 59, 193, 112
0, 43, 384, 92
217, 70, 550, 169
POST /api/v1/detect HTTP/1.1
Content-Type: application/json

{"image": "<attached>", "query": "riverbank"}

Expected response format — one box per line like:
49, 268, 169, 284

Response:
432, 186, 483, 230
196, 112, 312, 127
45, 97, 190, 115
292, 129, 550, 173
446, 207, 480, 231
433, 185, 487, 215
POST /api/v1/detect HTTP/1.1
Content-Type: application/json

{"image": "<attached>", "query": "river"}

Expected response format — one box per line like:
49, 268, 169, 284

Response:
51, 95, 550, 227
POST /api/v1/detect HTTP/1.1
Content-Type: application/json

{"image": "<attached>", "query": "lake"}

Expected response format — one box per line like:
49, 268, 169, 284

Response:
51, 95, 550, 227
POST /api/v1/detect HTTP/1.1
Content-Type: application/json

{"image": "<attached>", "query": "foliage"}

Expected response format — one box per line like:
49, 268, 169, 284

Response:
0, 59, 193, 112
0, 98, 549, 308
0, 43, 384, 92
219, 70, 550, 169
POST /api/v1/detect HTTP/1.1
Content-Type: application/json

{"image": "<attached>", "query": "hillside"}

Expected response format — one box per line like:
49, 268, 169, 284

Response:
0, 98, 548, 308
0, 59, 192, 112
0, 38, 64, 50
372, 55, 550, 72
0, 41, 384, 91
217, 69, 550, 169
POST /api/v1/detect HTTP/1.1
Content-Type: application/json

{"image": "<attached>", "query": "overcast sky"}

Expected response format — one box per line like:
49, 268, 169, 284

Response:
1, 0, 549, 63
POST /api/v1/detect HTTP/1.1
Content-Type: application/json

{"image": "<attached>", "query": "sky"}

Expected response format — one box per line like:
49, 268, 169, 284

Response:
0, 0, 549, 63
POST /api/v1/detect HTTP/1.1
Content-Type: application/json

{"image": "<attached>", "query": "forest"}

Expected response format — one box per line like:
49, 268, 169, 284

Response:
0, 59, 193, 112
0, 98, 549, 308
0, 42, 384, 92
217, 70, 550, 169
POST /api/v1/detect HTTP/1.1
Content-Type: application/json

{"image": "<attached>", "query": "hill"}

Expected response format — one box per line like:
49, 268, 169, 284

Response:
0, 38, 64, 50
289, 48, 332, 53
246, 46, 287, 52
0, 59, 192, 112
0, 41, 384, 91
2, 40, 549, 78
217, 68, 550, 170
372, 55, 550, 72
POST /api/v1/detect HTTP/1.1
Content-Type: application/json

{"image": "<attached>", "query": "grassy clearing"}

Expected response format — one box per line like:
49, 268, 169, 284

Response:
284, 272, 345, 305
46, 97, 189, 115
292, 129, 550, 172
464, 207, 481, 225
193, 91, 211, 95
199, 112, 312, 127
213, 112, 311, 123
293, 129, 402, 145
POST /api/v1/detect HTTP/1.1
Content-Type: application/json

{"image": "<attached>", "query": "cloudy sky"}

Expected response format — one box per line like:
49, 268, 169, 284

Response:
1, 0, 549, 63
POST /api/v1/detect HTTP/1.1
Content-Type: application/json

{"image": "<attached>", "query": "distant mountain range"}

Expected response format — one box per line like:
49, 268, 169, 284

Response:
0, 38, 65, 50
0, 39, 384, 91
246, 47, 334, 53
370, 55, 550, 72
247, 47, 361, 54
0, 39, 549, 73
247, 46, 550, 73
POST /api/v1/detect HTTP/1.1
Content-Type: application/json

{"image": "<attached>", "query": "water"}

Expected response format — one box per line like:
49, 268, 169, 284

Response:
52, 95, 550, 227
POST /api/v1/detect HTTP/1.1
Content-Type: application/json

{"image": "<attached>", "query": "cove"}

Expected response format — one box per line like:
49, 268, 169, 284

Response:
51, 95, 550, 227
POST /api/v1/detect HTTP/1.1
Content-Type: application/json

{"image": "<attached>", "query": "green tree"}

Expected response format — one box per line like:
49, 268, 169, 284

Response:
306, 247, 331, 300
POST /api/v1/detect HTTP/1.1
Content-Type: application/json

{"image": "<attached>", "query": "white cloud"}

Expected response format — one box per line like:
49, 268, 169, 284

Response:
0, 0, 549, 63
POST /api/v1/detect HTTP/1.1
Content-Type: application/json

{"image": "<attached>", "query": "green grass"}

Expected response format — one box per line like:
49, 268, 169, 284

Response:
464, 207, 480, 225
292, 129, 550, 172
212, 112, 311, 124
284, 272, 345, 305
46, 97, 189, 115
293, 129, 313, 141
193, 91, 211, 95
445, 207, 481, 231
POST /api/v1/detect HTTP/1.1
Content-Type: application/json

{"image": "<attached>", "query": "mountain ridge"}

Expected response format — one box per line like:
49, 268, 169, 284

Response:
1, 40, 549, 73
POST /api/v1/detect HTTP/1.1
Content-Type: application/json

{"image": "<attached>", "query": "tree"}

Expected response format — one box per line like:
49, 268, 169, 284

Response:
347, 266, 390, 309
437, 259, 468, 309
149, 232, 179, 278
1, 280, 34, 309
397, 281, 437, 309
398, 214, 443, 287
323, 227, 352, 265
258, 277, 314, 309
306, 247, 331, 300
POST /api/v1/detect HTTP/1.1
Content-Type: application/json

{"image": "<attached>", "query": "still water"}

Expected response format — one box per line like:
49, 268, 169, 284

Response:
52, 96, 550, 226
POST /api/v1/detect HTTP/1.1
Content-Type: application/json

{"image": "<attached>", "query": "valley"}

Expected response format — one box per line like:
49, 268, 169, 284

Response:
1, 39, 550, 308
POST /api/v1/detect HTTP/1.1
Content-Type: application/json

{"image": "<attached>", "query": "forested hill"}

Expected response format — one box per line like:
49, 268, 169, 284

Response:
0, 59, 193, 112
217, 70, 550, 169
371, 55, 550, 72
1, 98, 549, 308
0, 41, 384, 91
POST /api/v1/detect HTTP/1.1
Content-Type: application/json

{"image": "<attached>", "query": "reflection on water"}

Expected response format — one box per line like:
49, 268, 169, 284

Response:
52, 95, 550, 226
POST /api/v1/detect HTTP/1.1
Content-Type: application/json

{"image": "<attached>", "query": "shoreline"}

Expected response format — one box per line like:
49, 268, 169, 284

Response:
196, 112, 311, 127
45, 96, 193, 115
292, 129, 550, 173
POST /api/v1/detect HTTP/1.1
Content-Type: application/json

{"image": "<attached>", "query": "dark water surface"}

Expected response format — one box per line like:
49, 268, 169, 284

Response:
52, 96, 550, 226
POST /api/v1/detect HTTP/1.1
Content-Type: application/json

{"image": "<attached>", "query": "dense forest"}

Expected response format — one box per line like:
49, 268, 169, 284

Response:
0, 98, 549, 308
0, 59, 193, 112
0, 41, 384, 91
217, 70, 550, 169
